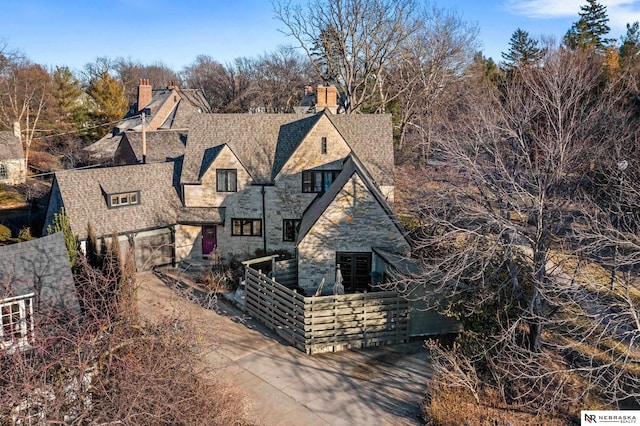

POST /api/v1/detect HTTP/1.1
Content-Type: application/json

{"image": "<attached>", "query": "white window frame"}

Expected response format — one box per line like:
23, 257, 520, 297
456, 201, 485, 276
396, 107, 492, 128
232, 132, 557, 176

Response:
1, 293, 35, 352
108, 191, 140, 208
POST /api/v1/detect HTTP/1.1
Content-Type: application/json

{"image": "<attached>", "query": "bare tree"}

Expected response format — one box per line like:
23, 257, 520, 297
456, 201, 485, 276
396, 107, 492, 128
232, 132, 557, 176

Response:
253, 46, 316, 112
1, 249, 247, 424
114, 58, 180, 104
394, 47, 639, 413
0, 58, 53, 170
273, 0, 420, 113
388, 5, 478, 150
182, 55, 258, 112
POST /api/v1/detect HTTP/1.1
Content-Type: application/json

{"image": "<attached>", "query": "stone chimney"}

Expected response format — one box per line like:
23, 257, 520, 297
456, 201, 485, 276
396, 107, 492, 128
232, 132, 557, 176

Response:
137, 79, 152, 113
12, 121, 20, 141
316, 85, 338, 114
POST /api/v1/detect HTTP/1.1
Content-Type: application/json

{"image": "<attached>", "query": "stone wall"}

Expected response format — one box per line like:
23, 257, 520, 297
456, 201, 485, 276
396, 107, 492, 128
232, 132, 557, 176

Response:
297, 173, 410, 292
0, 158, 26, 185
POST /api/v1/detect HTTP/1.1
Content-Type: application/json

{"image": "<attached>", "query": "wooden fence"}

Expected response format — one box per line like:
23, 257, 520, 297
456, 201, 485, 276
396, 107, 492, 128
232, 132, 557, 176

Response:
244, 266, 409, 354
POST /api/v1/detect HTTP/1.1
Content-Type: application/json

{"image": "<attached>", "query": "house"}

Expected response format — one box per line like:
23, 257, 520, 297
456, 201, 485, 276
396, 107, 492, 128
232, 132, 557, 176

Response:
44, 162, 184, 271
45, 87, 410, 294
114, 130, 187, 165
0, 232, 79, 352
0, 123, 26, 185
85, 80, 211, 160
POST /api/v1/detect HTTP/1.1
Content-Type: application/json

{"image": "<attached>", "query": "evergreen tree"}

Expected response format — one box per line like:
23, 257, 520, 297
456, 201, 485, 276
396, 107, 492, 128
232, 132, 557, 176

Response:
86, 222, 100, 269
620, 21, 640, 62
564, 0, 610, 53
46, 208, 78, 267
501, 28, 544, 68
87, 71, 128, 139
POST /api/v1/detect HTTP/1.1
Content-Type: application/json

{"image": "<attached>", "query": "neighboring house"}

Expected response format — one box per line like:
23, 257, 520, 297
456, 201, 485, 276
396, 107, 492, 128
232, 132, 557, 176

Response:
0, 232, 79, 352
46, 88, 410, 294
114, 130, 187, 165
85, 80, 211, 160
0, 124, 26, 185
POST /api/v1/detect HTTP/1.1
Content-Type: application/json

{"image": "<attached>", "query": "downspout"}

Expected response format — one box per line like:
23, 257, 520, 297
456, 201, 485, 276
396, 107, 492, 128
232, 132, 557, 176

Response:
262, 185, 267, 255
170, 226, 176, 267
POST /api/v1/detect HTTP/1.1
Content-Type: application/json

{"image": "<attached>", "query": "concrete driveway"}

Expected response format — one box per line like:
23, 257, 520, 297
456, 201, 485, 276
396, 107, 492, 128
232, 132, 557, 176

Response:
137, 271, 432, 426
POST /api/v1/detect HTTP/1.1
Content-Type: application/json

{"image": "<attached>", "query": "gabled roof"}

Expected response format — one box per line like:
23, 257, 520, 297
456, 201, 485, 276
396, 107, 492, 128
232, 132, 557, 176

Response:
85, 87, 210, 159
0, 131, 23, 160
120, 130, 187, 163
296, 154, 408, 245
52, 162, 182, 240
181, 111, 393, 186
0, 232, 79, 313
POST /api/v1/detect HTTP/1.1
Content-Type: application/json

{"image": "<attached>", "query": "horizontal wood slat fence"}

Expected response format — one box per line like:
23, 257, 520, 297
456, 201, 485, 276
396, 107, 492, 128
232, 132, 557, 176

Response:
244, 265, 409, 354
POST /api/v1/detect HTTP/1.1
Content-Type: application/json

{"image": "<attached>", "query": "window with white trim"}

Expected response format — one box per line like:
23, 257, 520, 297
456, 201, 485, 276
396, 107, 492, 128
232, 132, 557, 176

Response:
0, 163, 8, 180
1, 293, 34, 352
108, 191, 140, 208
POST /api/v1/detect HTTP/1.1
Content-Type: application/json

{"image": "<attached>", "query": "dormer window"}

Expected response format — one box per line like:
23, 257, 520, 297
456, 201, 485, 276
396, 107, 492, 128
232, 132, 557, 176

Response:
108, 191, 140, 208
321, 137, 327, 154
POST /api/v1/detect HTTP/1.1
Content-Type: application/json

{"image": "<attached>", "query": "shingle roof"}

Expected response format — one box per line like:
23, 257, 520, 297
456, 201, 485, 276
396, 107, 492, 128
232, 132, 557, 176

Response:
0, 131, 23, 160
120, 130, 187, 163
85, 87, 210, 159
177, 207, 225, 224
53, 163, 182, 240
0, 232, 79, 313
181, 112, 394, 186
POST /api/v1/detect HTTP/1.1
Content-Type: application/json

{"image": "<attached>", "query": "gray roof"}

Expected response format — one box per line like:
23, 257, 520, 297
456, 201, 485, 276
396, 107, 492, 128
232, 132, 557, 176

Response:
85, 87, 210, 159
297, 155, 407, 245
0, 131, 23, 160
181, 111, 394, 186
0, 233, 79, 313
120, 130, 187, 163
52, 162, 182, 240
177, 207, 225, 224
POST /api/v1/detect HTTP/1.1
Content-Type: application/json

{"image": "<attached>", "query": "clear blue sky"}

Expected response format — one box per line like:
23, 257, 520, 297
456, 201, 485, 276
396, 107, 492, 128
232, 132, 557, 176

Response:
2, 0, 639, 73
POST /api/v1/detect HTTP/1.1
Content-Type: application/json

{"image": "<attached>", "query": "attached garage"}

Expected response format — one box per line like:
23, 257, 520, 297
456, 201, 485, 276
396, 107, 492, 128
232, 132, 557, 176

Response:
133, 228, 174, 271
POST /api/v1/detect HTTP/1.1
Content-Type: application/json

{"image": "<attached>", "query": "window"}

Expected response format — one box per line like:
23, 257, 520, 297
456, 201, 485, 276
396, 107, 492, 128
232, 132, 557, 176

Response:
283, 219, 301, 242
336, 252, 372, 293
321, 137, 327, 154
302, 170, 340, 193
232, 218, 262, 236
1, 294, 34, 352
0, 163, 7, 180
108, 191, 140, 208
216, 169, 237, 192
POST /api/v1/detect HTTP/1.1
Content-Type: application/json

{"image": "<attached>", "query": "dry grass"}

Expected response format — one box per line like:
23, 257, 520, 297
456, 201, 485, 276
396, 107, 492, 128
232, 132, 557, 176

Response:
0, 185, 26, 208
424, 385, 570, 426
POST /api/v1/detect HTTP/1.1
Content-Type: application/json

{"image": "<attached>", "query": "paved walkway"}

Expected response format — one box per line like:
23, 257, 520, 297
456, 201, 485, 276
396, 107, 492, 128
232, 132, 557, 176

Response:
137, 271, 431, 426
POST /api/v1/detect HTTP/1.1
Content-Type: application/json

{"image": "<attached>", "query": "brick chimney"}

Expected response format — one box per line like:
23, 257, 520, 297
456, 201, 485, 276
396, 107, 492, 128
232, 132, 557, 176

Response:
316, 85, 338, 114
137, 79, 152, 113
167, 81, 179, 89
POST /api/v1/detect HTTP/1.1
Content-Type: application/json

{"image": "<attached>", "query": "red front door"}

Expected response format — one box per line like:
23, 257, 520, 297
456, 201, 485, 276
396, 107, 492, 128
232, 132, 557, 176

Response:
202, 225, 217, 255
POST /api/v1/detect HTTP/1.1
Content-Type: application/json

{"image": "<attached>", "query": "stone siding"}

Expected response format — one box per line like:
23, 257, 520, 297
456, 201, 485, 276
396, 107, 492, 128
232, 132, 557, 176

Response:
0, 158, 26, 185
175, 224, 202, 260
297, 174, 410, 292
